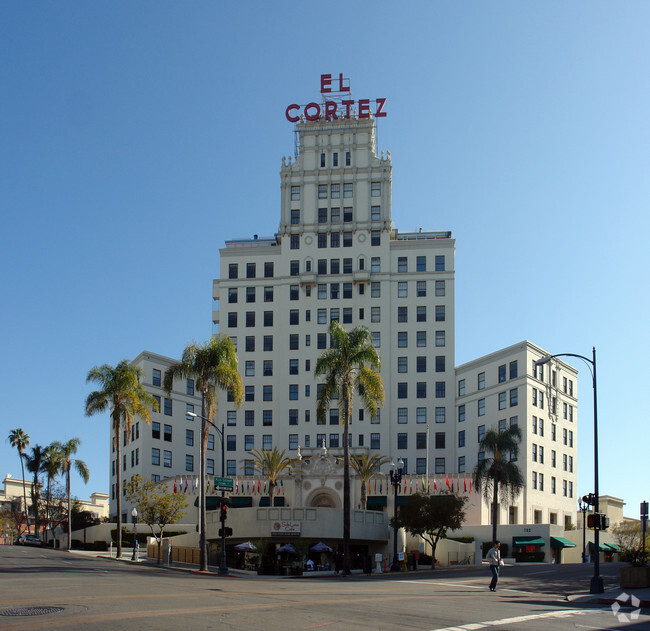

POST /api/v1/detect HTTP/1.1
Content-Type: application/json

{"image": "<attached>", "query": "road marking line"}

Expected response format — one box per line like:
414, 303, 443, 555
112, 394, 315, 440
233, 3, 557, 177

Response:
428, 608, 599, 631
524, 569, 555, 576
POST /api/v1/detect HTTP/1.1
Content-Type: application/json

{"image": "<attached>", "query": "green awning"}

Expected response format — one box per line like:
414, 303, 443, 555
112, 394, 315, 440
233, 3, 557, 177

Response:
258, 496, 286, 507
588, 541, 609, 552
194, 495, 231, 509
366, 495, 387, 507
550, 536, 576, 548
512, 536, 545, 546
605, 543, 622, 551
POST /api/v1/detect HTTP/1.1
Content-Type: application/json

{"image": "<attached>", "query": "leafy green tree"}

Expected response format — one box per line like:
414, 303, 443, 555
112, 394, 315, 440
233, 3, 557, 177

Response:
249, 447, 295, 504
395, 492, 467, 569
22, 444, 48, 535
52, 438, 89, 551
351, 453, 390, 510
126, 475, 188, 564
8, 428, 30, 533
315, 321, 385, 574
70, 500, 101, 531
473, 425, 524, 543
164, 336, 243, 572
85, 360, 158, 558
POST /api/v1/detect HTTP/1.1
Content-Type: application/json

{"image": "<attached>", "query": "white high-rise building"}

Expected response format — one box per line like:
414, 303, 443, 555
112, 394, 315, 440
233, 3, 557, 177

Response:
211, 114, 455, 481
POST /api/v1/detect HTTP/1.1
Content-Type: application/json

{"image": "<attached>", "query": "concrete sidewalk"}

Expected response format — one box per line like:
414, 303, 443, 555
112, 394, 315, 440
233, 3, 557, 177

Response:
568, 586, 650, 609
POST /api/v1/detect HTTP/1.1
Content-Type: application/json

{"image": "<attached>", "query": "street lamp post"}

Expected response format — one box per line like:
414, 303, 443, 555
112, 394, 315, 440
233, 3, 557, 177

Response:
578, 498, 589, 563
641, 501, 649, 566
131, 507, 138, 561
187, 411, 228, 575
535, 347, 603, 594
389, 458, 405, 572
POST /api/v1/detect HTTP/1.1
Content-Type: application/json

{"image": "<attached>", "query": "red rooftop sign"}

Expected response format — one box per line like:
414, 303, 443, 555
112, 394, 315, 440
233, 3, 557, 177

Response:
285, 74, 387, 123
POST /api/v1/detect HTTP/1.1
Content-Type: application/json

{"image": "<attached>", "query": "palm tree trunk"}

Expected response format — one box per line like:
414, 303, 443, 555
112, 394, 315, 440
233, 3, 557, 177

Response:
342, 394, 351, 575
491, 471, 499, 544
360, 481, 367, 510
115, 416, 123, 558
199, 393, 208, 572
269, 481, 275, 504
20, 455, 29, 534
66, 467, 71, 551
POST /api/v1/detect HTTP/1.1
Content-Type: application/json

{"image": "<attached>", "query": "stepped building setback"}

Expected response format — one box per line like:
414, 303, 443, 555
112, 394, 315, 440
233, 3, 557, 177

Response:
114, 81, 580, 562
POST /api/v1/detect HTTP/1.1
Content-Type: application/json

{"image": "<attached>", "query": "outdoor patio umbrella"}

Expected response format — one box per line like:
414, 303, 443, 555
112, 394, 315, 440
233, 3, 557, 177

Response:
310, 542, 332, 553
277, 543, 297, 554
234, 541, 257, 552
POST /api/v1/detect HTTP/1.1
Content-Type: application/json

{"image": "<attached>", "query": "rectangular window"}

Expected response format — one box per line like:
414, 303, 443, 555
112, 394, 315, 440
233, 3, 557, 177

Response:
290, 209, 300, 224
186, 429, 194, 447
416, 256, 426, 272
163, 450, 172, 468
458, 404, 465, 422
509, 360, 518, 379
435, 280, 445, 296
397, 356, 407, 373
152, 448, 160, 466
416, 331, 426, 347
289, 384, 299, 400
371, 306, 381, 323
435, 356, 445, 372
435, 407, 445, 423
263, 385, 273, 401
289, 334, 299, 350
478, 425, 485, 442
343, 231, 352, 247
246, 287, 255, 303
398, 257, 408, 273
397, 382, 407, 399
291, 186, 300, 201
435, 458, 445, 474
417, 382, 427, 398
435, 255, 445, 271
152, 421, 160, 439
416, 407, 427, 424
397, 433, 408, 449
435, 330, 445, 347
318, 184, 327, 199
498, 364, 506, 383
499, 392, 506, 410
417, 305, 427, 322
343, 183, 353, 198
371, 231, 380, 246
416, 356, 426, 372
458, 430, 466, 447
245, 385, 254, 401
185, 454, 194, 472
397, 282, 407, 298
152, 368, 161, 386
510, 388, 518, 406
435, 432, 445, 449
228, 264, 238, 279
478, 372, 485, 390
478, 399, 485, 416
163, 424, 172, 441
371, 206, 380, 220
370, 433, 380, 449
371, 282, 380, 298
371, 181, 381, 197
397, 332, 408, 347
416, 281, 426, 297
164, 398, 172, 416
246, 311, 255, 327
435, 382, 446, 398
227, 410, 236, 426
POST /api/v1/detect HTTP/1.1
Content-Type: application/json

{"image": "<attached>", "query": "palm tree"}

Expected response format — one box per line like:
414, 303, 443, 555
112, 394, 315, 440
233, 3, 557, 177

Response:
86, 360, 158, 558
52, 438, 90, 551
43, 444, 63, 546
315, 321, 385, 574
8, 429, 30, 534
249, 447, 295, 505
22, 444, 47, 536
473, 425, 524, 543
351, 453, 390, 510
163, 336, 243, 572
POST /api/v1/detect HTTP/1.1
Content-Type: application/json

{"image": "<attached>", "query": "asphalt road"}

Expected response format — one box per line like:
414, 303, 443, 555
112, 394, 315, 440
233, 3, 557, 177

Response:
1, 546, 649, 630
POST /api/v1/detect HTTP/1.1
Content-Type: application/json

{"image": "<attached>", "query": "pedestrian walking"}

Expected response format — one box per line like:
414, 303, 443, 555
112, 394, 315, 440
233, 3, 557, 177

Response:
486, 540, 504, 591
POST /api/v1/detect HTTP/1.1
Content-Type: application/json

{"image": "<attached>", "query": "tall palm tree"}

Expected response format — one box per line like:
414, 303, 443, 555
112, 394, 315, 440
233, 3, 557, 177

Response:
52, 438, 90, 551
43, 444, 63, 546
164, 336, 243, 573
86, 360, 158, 558
315, 321, 384, 574
351, 453, 390, 510
473, 425, 524, 543
249, 447, 295, 504
8, 429, 30, 534
22, 444, 47, 536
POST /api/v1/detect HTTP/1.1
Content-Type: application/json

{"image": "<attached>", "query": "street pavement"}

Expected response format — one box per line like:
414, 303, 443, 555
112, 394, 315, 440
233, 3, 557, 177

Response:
1, 545, 649, 630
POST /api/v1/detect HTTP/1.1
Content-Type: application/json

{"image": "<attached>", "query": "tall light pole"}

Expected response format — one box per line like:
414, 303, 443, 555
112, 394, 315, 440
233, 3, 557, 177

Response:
131, 507, 138, 561
535, 348, 603, 594
187, 411, 228, 575
389, 458, 404, 572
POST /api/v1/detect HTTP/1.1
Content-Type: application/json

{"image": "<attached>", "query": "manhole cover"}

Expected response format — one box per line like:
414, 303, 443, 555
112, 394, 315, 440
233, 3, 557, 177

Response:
0, 607, 64, 616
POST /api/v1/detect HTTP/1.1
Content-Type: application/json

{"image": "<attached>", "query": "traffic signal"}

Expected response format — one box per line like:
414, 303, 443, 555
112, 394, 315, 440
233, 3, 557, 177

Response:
582, 494, 596, 506
587, 513, 609, 530
220, 504, 228, 522
218, 527, 233, 537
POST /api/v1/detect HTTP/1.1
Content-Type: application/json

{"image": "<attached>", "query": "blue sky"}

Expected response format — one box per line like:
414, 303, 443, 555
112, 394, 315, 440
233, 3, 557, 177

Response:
1, 2, 648, 519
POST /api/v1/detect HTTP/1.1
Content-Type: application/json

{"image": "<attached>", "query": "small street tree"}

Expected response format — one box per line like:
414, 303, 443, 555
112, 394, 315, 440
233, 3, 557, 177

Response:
249, 447, 295, 504
351, 453, 390, 510
22, 444, 47, 535
126, 475, 188, 564
395, 492, 467, 569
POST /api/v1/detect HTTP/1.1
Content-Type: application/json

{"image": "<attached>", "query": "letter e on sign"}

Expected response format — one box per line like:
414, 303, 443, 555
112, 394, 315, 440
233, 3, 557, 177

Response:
321, 74, 332, 93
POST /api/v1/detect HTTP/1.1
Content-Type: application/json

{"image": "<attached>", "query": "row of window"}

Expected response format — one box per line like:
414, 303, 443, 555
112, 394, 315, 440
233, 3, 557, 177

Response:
531, 472, 574, 498
456, 388, 518, 420
227, 279, 446, 305
531, 416, 575, 445
458, 362, 518, 396
227, 306, 445, 328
